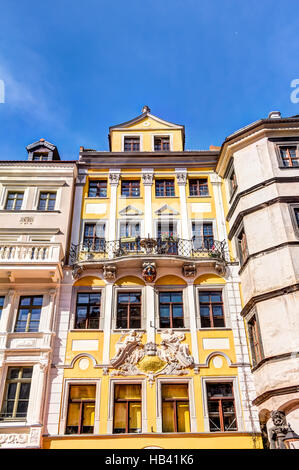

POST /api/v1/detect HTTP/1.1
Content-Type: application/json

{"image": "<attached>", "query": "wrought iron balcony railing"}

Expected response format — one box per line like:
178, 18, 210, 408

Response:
69, 237, 228, 264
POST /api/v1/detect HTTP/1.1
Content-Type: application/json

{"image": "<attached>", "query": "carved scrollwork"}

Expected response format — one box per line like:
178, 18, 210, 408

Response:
110, 329, 194, 383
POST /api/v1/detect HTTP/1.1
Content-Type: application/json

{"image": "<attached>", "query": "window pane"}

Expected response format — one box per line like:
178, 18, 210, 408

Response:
177, 402, 190, 432
82, 403, 95, 433
70, 385, 96, 400
115, 385, 141, 400
77, 293, 90, 304
170, 292, 182, 303
66, 403, 80, 430
162, 402, 175, 432
159, 293, 171, 303
129, 403, 141, 433
114, 402, 127, 433
162, 384, 188, 399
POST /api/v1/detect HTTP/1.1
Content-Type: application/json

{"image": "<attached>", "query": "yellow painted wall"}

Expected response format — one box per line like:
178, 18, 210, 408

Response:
110, 116, 184, 152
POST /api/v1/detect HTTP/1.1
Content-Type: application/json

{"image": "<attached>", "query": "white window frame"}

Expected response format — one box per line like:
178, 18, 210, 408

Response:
201, 376, 243, 432
112, 285, 145, 331
156, 377, 196, 433
10, 291, 48, 334
107, 378, 147, 434
121, 134, 143, 152
0, 186, 29, 211
70, 286, 105, 331
191, 218, 217, 243
33, 187, 61, 211
118, 218, 143, 239
59, 378, 101, 435
195, 284, 231, 329
155, 285, 189, 331
80, 219, 107, 245
151, 134, 173, 152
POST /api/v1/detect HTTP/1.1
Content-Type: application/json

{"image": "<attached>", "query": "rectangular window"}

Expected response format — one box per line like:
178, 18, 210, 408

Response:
116, 292, 141, 329
14, 296, 43, 332
0, 296, 4, 319
0, 367, 33, 420
159, 291, 184, 328
199, 291, 225, 328
37, 192, 56, 211
88, 180, 107, 198
247, 315, 263, 366
295, 208, 299, 227
228, 169, 237, 197
119, 222, 141, 252
206, 382, 237, 432
113, 384, 142, 434
121, 180, 140, 197
162, 384, 190, 432
279, 146, 299, 167
154, 136, 170, 151
83, 223, 105, 251
124, 137, 140, 152
5, 192, 24, 210
155, 179, 175, 197
237, 228, 248, 265
33, 153, 49, 161
189, 179, 209, 197
75, 292, 101, 329
66, 385, 96, 434
192, 222, 214, 250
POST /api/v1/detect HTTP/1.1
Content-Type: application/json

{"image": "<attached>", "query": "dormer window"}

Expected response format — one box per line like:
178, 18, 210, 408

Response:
154, 136, 170, 151
124, 137, 140, 152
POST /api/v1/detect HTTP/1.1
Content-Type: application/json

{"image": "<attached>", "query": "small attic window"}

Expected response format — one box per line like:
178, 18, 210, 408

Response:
33, 153, 49, 161
124, 137, 140, 152
154, 136, 170, 151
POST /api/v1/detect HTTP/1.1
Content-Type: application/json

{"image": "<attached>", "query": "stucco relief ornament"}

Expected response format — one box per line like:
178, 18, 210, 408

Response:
72, 266, 83, 280
142, 262, 157, 283
102, 265, 117, 282
110, 329, 194, 385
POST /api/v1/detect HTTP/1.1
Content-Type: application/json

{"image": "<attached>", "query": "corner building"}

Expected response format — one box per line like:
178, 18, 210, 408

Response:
43, 107, 262, 449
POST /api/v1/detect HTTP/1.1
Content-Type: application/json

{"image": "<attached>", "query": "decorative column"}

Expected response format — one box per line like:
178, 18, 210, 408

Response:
145, 284, 156, 344
175, 168, 190, 240
102, 281, 115, 365
186, 282, 199, 365
70, 172, 87, 247
40, 288, 57, 334
210, 174, 228, 244
108, 170, 121, 243
142, 169, 154, 237
28, 356, 49, 426
0, 289, 15, 333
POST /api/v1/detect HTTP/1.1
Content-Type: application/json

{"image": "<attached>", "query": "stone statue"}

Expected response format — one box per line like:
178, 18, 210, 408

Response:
269, 411, 289, 449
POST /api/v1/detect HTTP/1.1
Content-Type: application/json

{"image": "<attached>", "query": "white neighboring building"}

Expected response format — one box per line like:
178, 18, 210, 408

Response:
217, 112, 299, 447
0, 139, 76, 448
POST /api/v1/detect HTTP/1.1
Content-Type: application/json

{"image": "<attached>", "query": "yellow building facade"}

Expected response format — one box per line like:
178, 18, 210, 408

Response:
42, 107, 262, 449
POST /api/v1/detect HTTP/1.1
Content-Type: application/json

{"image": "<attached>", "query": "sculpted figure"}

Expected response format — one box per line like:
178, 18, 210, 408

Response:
269, 411, 288, 449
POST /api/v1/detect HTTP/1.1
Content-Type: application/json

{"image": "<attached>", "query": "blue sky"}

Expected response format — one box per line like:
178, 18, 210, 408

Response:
0, 0, 299, 160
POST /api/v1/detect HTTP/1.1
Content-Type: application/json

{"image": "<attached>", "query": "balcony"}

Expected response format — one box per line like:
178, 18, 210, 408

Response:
0, 242, 63, 281
69, 237, 228, 266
